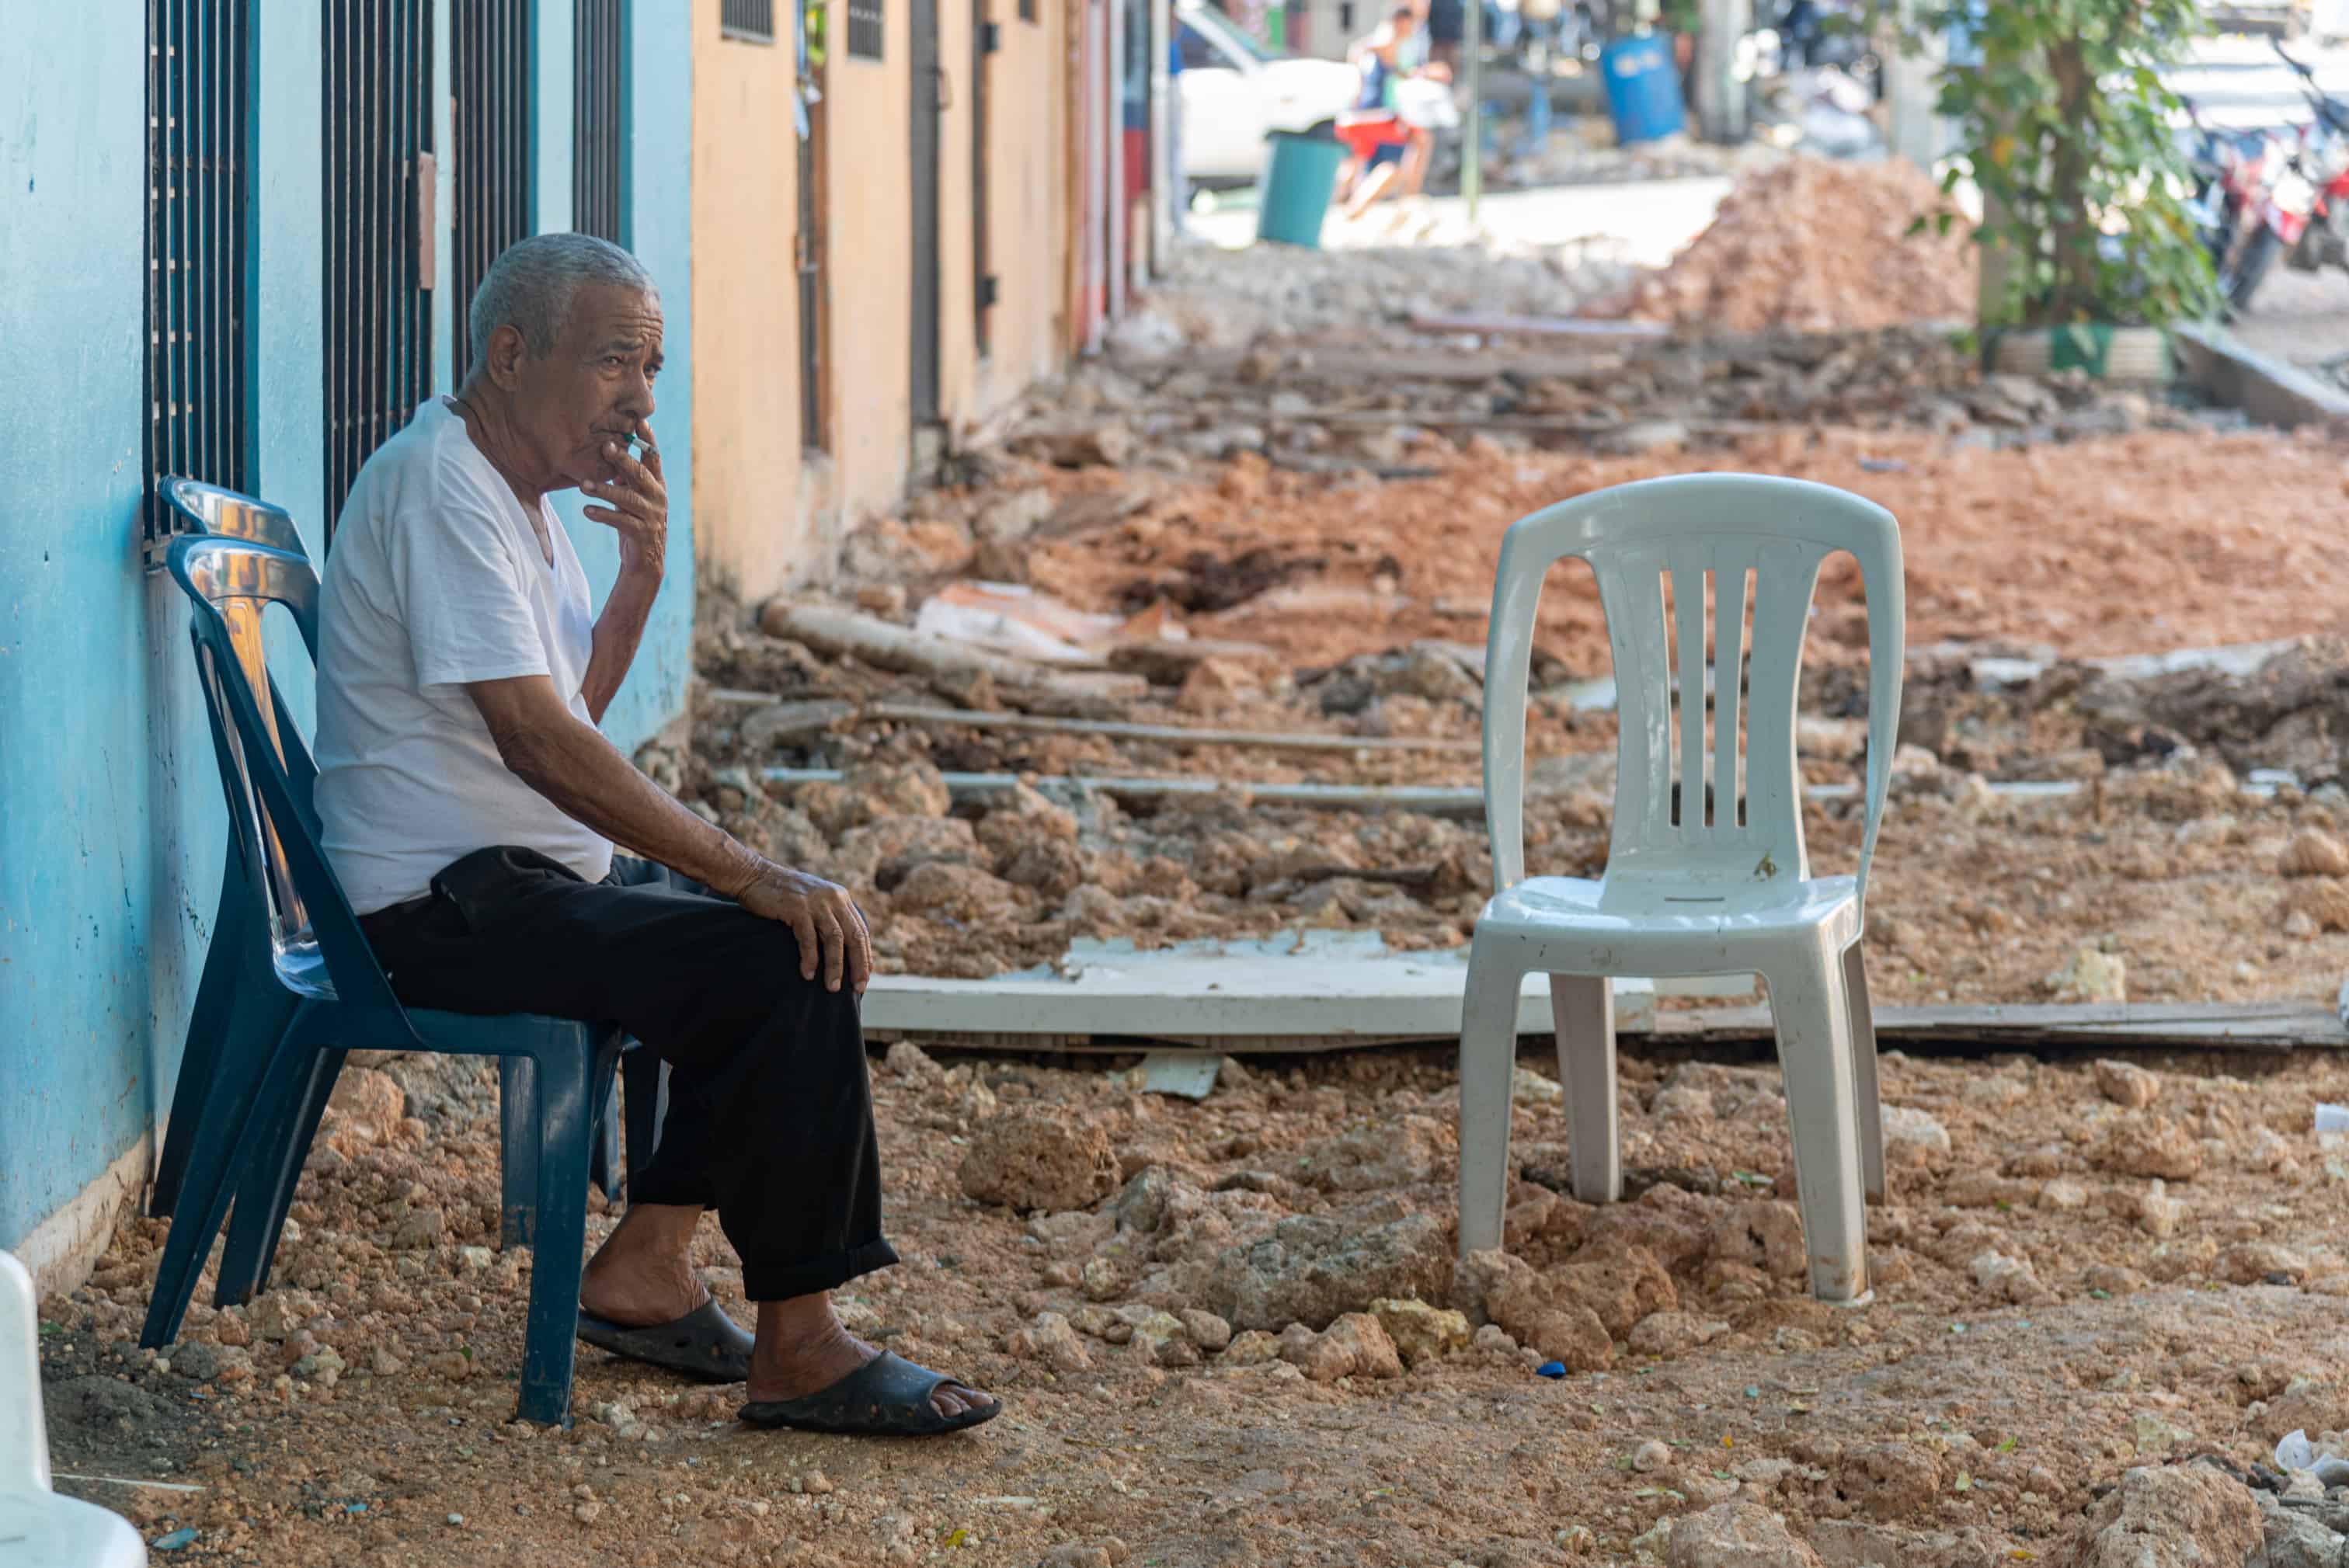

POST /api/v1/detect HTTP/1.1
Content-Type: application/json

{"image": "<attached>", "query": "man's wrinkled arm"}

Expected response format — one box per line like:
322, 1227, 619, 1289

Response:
468, 673, 760, 891
581, 558, 662, 724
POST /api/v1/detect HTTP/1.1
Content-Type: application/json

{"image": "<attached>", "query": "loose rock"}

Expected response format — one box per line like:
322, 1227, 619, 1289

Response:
2049, 945, 2128, 1005
1368, 1299, 1470, 1368
2278, 829, 2349, 878
2058, 1463, 2262, 1568
1663, 1502, 1824, 1568
1006, 1312, 1093, 1373
1178, 1310, 1233, 1354
2093, 1059, 2162, 1110
1881, 1106, 1952, 1165
2093, 1115, 2205, 1181
1627, 1311, 1731, 1358
1198, 1212, 1453, 1333
957, 1106, 1121, 1213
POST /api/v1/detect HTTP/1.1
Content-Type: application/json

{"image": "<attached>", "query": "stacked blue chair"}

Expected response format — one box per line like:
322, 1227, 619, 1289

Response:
143, 533, 620, 1424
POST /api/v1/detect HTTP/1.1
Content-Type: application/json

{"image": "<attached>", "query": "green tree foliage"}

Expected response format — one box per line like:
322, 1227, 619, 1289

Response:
1904, 0, 2217, 326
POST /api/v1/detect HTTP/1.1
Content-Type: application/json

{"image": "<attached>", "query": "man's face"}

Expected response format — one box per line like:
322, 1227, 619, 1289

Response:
500, 282, 663, 490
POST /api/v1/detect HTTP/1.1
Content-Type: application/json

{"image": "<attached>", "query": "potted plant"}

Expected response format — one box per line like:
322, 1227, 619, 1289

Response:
1898, 0, 2215, 377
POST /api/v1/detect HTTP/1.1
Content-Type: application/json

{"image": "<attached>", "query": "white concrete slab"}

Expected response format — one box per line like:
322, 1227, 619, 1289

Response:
862, 930, 1660, 1041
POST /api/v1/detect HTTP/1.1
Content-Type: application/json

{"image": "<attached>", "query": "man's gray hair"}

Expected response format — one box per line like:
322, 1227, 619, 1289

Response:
466, 232, 658, 372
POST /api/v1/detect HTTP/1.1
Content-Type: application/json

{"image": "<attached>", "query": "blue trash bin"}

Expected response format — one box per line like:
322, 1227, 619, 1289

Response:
1256, 130, 1348, 249
1600, 33, 1685, 145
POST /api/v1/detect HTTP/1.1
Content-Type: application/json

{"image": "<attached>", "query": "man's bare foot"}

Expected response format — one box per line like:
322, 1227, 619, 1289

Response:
579, 1203, 709, 1326
751, 1294, 996, 1423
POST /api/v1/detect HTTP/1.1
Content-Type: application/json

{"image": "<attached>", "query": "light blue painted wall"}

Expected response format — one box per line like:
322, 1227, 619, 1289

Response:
0, 8, 196, 1250
592, 0, 694, 753
0, 0, 694, 1251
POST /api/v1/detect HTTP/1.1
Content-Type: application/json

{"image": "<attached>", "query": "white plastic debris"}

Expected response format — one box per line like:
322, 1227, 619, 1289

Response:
2274, 1430, 2349, 1488
2315, 1106, 2349, 1135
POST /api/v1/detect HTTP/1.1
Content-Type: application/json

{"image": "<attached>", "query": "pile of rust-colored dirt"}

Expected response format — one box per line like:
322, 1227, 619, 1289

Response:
1626, 156, 1977, 332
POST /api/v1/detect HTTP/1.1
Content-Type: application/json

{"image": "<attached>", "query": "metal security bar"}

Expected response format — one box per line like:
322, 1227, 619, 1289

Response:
322, 0, 435, 534
973, 0, 996, 356
453, 0, 534, 379
574, 0, 625, 241
145, 0, 253, 553
796, 0, 829, 451
847, 0, 883, 58
722, 0, 776, 40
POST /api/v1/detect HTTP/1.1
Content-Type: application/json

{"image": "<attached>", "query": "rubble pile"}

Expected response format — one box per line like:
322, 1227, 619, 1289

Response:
1498, 122, 1788, 191
977, 325, 2236, 494
44, 1017, 2349, 1566
1623, 156, 1977, 332
659, 377, 2349, 997
1134, 238, 1624, 351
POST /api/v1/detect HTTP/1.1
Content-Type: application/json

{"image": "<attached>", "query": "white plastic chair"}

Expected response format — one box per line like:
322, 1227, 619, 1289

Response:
0, 1251, 148, 1567
1456, 474, 1903, 1305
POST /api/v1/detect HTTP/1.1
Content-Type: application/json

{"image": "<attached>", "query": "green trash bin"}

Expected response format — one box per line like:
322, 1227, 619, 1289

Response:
1255, 129, 1348, 249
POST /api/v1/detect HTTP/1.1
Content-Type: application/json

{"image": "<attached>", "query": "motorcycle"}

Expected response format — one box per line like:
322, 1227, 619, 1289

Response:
2269, 43, 2349, 284
2211, 40, 2349, 312
2221, 141, 2316, 313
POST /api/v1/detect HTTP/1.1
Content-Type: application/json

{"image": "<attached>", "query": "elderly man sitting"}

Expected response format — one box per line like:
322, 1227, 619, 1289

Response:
313, 232, 997, 1437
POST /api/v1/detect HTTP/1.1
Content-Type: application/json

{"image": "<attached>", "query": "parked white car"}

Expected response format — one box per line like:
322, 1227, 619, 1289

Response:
1175, 0, 1365, 186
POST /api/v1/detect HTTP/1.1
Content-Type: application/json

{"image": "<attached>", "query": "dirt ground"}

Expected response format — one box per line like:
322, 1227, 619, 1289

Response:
43, 189, 2349, 1567
44, 1039, 2349, 1568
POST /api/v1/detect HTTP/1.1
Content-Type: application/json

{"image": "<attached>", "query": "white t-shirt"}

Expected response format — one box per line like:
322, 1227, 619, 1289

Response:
315, 398, 614, 915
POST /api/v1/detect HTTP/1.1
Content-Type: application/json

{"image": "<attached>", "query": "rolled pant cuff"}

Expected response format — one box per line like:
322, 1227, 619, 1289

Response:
628, 1170, 718, 1210
743, 1238, 901, 1303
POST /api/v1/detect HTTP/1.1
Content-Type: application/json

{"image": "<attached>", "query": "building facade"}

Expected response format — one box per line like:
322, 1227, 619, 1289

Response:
691, 0, 1165, 601
0, 0, 697, 1288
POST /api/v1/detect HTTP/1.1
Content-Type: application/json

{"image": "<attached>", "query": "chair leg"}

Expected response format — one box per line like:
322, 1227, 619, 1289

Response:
141, 1005, 321, 1352
1456, 941, 1526, 1259
151, 859, 247, 1219
214, 1044, 346, 1309
1843, 942, 1888, 1205
1763, 950, 1870, 1304
586, 1057, 623, 1202
500, 1056, 540, 1249
1550, 973, 1621, 1205
514, 1034, 618, 1427
620, 1046, 670, 1198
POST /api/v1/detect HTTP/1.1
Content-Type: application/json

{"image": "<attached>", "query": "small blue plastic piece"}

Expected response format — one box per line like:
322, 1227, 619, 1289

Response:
1536, 1361, 1567, 1379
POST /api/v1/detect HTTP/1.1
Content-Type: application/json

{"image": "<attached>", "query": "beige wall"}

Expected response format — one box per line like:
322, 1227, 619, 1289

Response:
689, 12, 808, 598
694, 0, 1074, 601
941, 0, 1070, 431
823, 2, 919, 544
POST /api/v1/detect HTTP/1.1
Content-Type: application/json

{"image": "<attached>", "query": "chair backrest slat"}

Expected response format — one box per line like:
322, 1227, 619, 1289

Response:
167, 536, 400, 1017
1483, 474, 1904, 909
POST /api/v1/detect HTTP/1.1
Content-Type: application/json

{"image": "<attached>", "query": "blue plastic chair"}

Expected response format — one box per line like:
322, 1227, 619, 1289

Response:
142, 535, 621, 1424
151, 482, 659, 1272
148, 480, 315, 1224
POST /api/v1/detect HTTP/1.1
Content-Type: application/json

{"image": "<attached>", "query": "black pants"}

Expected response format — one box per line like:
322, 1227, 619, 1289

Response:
360, 847, 899, 1302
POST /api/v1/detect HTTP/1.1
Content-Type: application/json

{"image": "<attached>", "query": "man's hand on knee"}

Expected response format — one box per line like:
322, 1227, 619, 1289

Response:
733, 864, 875, 996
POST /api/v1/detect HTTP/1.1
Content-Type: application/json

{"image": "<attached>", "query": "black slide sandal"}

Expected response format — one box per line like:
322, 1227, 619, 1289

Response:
576, 1299, 755, 1384
738, 1350, 1001, 1437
